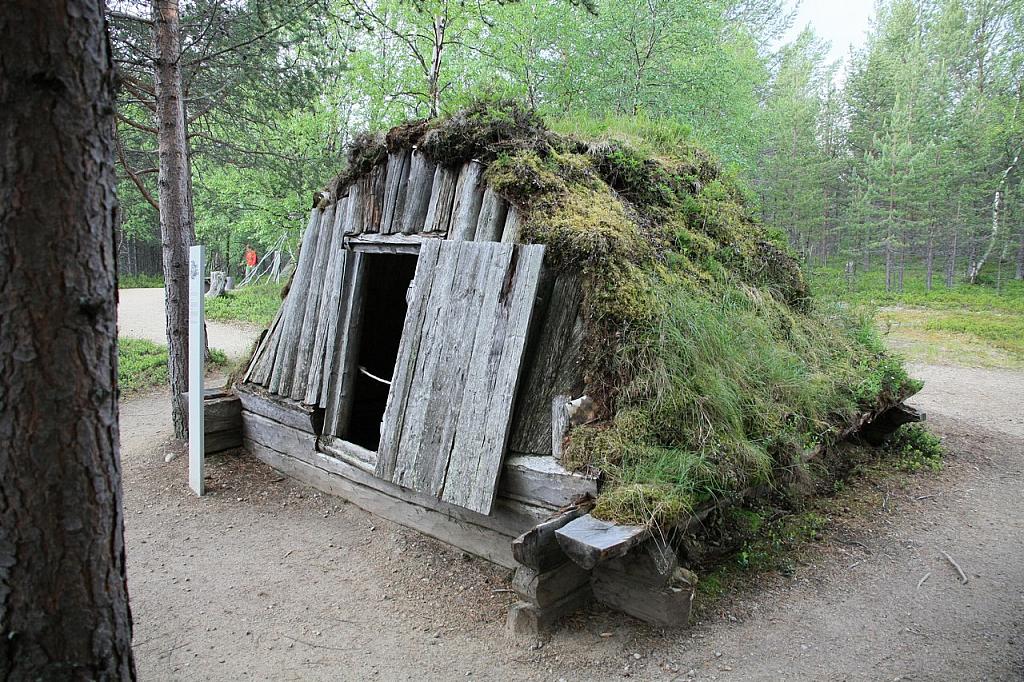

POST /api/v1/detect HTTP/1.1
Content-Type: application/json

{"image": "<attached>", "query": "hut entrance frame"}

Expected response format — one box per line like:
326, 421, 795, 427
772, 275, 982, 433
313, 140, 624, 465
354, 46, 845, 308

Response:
340, 251, 418, 451
252, 227, 549, 515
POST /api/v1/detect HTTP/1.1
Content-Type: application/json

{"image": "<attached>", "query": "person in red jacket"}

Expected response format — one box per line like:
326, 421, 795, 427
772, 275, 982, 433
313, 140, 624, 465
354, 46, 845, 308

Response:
243, 244, 257, 277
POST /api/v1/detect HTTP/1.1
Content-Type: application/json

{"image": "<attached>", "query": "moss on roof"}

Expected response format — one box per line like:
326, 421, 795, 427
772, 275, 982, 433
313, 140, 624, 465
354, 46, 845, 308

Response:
332, 101, 918, 527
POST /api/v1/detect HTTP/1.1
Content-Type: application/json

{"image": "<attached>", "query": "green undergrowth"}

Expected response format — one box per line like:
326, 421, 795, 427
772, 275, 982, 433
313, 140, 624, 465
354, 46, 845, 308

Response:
922, 313, 1024, 360
119, 338, 228, 395
120, 273, 164, 289
205, 282, 284, 327
810, 266, 1024, 314
334, 101, 918, 527
889, 423, 945, 472
566, 285, 918, 525
119, 338, 170, 394
694, 429, 945, 605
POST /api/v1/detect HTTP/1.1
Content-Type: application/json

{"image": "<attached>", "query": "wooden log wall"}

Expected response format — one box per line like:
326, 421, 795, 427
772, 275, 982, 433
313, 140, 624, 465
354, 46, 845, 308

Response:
237, 384, 553, 567
243, 150, 524, 414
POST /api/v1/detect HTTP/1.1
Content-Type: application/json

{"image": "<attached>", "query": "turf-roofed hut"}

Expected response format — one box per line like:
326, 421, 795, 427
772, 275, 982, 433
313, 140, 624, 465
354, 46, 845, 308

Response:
232, 103, 922, 634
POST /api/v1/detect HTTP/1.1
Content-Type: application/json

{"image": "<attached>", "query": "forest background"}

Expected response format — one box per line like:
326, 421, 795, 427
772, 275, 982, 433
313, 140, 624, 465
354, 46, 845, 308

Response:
111, 0, 1024, 301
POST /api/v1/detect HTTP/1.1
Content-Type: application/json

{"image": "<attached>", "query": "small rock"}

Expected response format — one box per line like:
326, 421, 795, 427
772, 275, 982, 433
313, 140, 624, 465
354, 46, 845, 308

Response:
164, 452, 179, 463
633, 653, 641, 660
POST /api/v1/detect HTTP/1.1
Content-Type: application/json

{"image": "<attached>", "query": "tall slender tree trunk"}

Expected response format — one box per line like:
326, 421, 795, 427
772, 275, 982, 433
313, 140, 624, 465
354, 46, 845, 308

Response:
153, 0, 196, 439
897, 239, 905, 293
925, 234, 935, 291
0, 1, 135, 677
1016, 228, 1023, 280
947, 198, 962, 287
427, 14, 446, 118
967, 161, 1014, 283
885, 234, 893, 292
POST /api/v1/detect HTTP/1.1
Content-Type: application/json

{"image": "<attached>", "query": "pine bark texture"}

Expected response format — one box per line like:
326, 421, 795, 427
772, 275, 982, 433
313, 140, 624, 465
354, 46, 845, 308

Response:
153, 0, 196, 439
0, 1, 136, 679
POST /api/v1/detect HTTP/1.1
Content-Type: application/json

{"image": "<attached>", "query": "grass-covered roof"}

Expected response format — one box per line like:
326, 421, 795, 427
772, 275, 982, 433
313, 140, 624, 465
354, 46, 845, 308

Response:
333, 101, 919, 527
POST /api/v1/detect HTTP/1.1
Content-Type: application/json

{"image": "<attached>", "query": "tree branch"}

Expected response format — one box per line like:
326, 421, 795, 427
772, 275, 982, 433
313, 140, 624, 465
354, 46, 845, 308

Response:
184, 1, 318, 68
118, 74, 157, 111
115, 131, 160, 211
108, 10, 154, 25
116, 112, 158, 136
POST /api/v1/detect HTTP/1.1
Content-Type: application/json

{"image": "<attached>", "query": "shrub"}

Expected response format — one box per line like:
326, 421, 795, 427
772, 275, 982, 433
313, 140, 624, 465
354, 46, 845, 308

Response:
889, 424, 944, 472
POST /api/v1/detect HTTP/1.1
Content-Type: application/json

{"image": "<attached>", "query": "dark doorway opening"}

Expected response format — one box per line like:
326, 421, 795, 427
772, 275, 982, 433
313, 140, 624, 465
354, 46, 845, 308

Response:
345, 253, 418, 451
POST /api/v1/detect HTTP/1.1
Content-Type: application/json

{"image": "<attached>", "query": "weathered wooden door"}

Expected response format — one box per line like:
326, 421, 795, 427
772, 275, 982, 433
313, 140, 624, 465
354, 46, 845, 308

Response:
375, 239, 546, 514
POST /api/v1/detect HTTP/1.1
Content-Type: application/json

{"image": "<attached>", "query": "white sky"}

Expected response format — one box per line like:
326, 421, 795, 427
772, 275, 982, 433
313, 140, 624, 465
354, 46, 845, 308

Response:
784, 0, 877, 68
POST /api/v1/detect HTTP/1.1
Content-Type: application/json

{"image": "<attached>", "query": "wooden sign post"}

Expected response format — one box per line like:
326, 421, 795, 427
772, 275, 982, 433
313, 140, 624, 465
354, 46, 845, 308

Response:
188, 245, 205, 496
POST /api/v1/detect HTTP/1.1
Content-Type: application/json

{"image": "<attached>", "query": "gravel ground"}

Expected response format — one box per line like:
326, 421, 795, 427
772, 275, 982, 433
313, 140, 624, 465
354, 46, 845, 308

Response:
118, 287, 260, 361
118, 360, 1024, 681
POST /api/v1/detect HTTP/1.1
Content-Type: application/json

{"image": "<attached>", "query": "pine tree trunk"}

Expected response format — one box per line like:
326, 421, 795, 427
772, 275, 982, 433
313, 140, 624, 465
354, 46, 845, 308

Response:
1015, 229, 1023, 280
947, 228, 958, 287
925, 235, 934, 291
885, 235, 893, 292
0, 2, 136, 677
898, 240, 905, 293
154, 0, 196, 439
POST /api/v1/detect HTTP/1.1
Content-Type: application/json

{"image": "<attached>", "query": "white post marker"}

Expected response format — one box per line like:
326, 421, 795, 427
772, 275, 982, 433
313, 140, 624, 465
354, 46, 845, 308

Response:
188, 245, 206, 496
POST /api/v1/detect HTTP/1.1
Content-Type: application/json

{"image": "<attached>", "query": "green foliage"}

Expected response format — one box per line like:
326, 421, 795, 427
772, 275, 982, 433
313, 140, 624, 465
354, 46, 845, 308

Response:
888, 424, 945, 472
850, 320, 923, 404
568, 279, 915, 524
205, 283, 284, 327
118, 338, 169, 395
922, 314, 1024, 359
810, 267, 1024, 315
119, 338, 228, 395
119, 273, 164, 289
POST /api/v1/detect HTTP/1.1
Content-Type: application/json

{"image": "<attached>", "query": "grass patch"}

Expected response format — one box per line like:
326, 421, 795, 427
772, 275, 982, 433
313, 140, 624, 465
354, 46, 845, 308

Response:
119, 338, 228, 395
120, 273, 164, 289
119, 338, 168, 394
205, 283, 284, 327
876, 307, 1024, 368
923, 314, 1024, 357
812, 266, 1024, 368
569, 280, 917, 526
810, 266, 1024, 314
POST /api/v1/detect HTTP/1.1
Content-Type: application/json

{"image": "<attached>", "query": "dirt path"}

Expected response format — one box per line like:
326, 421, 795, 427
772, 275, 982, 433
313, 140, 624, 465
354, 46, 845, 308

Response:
118, 287, 260, 361
120, 364, 1024, 681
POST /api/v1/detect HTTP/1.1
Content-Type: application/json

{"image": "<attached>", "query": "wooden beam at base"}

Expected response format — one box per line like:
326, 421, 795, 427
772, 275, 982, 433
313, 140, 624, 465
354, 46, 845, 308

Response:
511, 505, 591, 572
245, 438, 521, 568
499, 455, 598, 509
554, 514, 651, 570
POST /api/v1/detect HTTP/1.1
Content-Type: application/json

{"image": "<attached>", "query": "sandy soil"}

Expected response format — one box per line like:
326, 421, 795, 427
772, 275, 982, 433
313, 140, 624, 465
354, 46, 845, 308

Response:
118, 288, 260, 361
119, 359, 1024, 681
